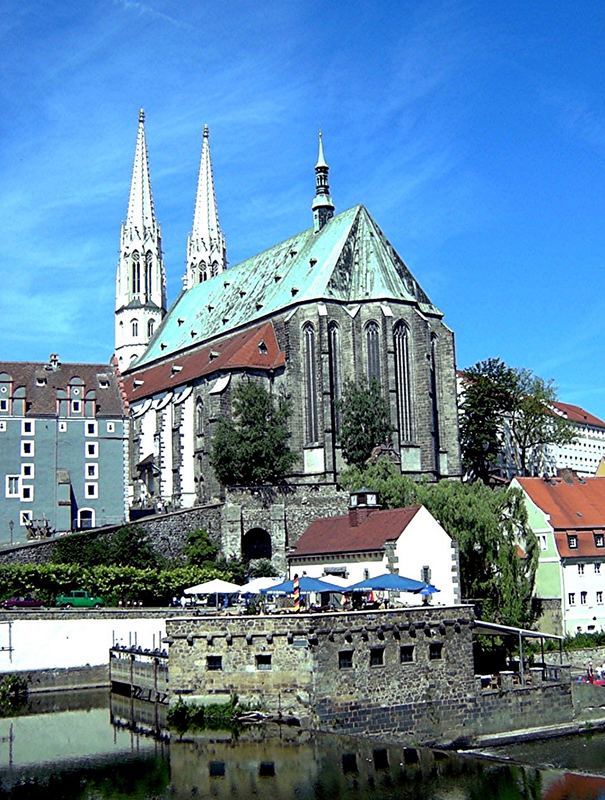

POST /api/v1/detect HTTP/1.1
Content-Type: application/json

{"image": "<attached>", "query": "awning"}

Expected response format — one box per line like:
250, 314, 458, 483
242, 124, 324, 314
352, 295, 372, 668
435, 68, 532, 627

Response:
473, 619, 563, 641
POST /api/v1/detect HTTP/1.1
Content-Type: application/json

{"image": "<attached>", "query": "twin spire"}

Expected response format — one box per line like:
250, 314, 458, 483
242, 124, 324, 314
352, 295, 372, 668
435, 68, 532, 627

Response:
126, 109, 158, 234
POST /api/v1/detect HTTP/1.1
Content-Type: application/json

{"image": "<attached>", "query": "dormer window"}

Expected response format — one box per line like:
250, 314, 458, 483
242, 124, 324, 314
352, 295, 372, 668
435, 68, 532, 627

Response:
349, 488, 380, 509
568, 534, 578, 549
595, 533, 604, 548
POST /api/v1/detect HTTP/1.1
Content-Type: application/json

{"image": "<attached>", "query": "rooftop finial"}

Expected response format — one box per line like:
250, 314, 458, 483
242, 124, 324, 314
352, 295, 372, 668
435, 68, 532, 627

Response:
311, 129, 335, 233
138, 108, 145, 124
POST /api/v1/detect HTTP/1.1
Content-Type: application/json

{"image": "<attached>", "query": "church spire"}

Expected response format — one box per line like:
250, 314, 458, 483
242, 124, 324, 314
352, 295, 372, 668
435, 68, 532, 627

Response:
311, 130, 335, 233
184, 124, 227, 289
114, 109, 167, 370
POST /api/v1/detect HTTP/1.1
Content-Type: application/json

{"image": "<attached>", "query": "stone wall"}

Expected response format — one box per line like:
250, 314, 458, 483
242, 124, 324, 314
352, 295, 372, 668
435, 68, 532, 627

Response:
533, 597, 563, 635
166, 605, 574, 745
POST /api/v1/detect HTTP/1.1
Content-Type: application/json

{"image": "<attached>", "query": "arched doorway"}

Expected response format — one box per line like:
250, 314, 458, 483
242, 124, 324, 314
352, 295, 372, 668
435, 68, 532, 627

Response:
241, 528, 272, 561
77, 508, 95, 529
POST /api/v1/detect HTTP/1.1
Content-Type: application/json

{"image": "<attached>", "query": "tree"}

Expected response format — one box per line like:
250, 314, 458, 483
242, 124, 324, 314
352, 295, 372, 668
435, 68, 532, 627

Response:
210, 381, 296, 486
459, 359, 575, 481
339, 379, 393, 469
183, 528, 219, 567
340, 459, 539, 627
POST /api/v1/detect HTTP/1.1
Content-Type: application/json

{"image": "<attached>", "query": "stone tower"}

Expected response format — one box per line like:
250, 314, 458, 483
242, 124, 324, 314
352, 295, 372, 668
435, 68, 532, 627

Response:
311, 131, 335, 232
114, 109, 167, 368
183, 124, 227, 289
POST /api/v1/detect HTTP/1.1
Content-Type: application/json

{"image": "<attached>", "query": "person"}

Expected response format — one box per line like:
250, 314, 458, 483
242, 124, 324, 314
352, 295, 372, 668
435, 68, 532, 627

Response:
180, 594, 187, 608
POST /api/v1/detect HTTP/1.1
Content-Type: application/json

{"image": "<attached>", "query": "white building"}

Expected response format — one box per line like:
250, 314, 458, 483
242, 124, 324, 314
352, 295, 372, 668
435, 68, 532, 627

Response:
545, 402, 605, 477
288, 489, 460, 606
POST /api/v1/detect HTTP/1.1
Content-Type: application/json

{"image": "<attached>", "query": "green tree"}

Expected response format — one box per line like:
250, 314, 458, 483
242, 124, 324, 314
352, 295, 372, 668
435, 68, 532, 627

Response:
460, 359, 575, 481
339, 378, 393, 469
183, 528, 219, 567
210, 381, 296, 485
341, 459, 538, 627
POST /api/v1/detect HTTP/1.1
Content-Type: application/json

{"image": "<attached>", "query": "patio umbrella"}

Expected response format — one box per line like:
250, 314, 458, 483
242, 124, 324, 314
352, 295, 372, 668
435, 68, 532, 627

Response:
184, 578, 242, 608
260, 576, 345, 595
238, 577, 282, 595
345, 573, 434, 593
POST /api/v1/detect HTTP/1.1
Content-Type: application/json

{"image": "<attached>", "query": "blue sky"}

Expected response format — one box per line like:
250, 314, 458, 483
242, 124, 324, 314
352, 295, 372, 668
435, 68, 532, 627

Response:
1, 1, 605, 416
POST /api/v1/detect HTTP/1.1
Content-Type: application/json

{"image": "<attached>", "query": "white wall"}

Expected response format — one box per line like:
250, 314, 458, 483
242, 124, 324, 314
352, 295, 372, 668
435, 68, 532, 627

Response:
0, 617, 166, 672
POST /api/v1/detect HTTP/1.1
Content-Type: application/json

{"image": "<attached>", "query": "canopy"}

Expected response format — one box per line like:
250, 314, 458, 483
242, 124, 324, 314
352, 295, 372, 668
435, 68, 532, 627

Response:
184, 579, 242, 595
346, 573, 434, 593
261, 576, 345, 595
237, 577, 283, 595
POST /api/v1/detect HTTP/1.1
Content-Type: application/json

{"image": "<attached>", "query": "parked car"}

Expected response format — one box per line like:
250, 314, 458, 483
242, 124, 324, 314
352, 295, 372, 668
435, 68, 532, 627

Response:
55, 590, 105, 608
1, 595, 45, 609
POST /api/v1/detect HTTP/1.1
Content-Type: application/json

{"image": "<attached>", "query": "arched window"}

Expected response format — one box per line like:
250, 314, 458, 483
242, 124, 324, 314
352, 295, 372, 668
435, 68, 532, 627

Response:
303, 323, 319, 444
199, 261, 207, 283
77, 509, 95, 529
144, 251, 153, 299
131, 251, 140, 294
195, 398, 204, 436
429, 333, 440, 465
393, 322, 413, 442
131, 319, 138, 338
366, 321, 381, 384
327, 322, 341, 435
211, 261, 218, 277
147, 319, 155, 338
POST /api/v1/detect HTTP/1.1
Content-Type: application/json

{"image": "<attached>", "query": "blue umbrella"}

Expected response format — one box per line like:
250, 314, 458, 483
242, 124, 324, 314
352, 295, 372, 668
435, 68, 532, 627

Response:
346, 573, 436, 593
420, 584, 440, 595
261, 576, 345, 595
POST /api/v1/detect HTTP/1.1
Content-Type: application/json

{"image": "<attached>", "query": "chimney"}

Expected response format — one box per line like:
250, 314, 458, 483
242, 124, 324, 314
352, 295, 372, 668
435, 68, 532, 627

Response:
348, 488, 381, 527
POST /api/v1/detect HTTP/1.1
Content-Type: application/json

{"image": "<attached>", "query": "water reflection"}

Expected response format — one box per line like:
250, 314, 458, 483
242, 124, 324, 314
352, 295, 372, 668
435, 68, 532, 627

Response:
0, 690, 602, 799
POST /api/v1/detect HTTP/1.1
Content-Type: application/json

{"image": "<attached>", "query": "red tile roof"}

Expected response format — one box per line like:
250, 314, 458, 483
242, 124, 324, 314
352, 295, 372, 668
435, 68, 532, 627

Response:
517, 475, 605, 530
292, 506, 422, 557
123, 321, 286, 401
554, 530, 605, 558
551, 401, 605, 429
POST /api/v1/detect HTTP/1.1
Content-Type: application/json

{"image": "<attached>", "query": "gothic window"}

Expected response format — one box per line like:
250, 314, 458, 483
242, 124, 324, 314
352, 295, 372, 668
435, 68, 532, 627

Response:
144, 251, 153, 299
327, 322, 341, 435
199, 261, 207, 283
132, 319, 138, 337
131, 251, 141, 294
429, 333, 441, 466
211, 261, 218, 277
147, 319, 155, 338
303, 323, 319, 444
365, 321, 381, 384
196, 398, 204, 436
393, 322, 413, 442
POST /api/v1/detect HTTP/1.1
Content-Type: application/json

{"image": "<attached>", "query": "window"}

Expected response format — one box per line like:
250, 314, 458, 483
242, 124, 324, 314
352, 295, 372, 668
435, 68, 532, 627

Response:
596, 563, 601, 574
568, 592, 576, 605
303, 323, 319, 443
72, 400, 81, 414
59, 421, 67, 432
145, 251, 153, 299
21, 420, 34, 435
21, 485, 33, 502
106, 422, 115, 433
131, 252, 141, 294
581, 591, 587, 605
209, 762, 225, 778
338, 650, 353, 669
327, 322, 341, 435
578, 564, 585, 575
196, 399, 204, 436
77, 509, 95, 529
429, 642, 443, 660
19, 511, 32, 526
370, 647, 385, 667
147, 319, 155, 338
0, 399, 8, 412
131, 319, 139, 338
86, 463, 98, 479
85, 482, 98, 499
595, 534, 604, 548
255, 654, 272, 671
21, 464, 34, 479
568, 535, 578, 549
21, 441, 34, 457
206, 656, 223, 671
393, 322, 413, 441
86, 421, 98, 437
365, 321, 381, 384
0, 421, 6, 431
86, 442, 98, 458
597, 591, 603, 604
539, 534, 547, 551
5, 475, 20, 498
400, 645, 415, 663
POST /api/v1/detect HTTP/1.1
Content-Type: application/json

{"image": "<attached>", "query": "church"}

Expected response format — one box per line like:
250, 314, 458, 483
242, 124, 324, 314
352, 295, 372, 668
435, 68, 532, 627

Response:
118, 111, 461, 509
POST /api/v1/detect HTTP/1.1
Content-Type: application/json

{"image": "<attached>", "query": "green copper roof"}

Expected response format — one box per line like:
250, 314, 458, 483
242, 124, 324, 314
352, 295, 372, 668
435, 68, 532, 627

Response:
133, 205, 442, 369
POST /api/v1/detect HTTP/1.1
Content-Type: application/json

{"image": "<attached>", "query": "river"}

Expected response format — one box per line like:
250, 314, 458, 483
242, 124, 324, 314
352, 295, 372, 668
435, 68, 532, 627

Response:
0, 690, 603, 799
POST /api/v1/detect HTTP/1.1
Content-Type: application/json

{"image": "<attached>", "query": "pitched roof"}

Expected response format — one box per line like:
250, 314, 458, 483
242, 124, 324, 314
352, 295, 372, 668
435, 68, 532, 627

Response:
122, 320, 285, 401
130, 204, 441, 370
554, 530, 605, 558
551, 401, 605, 429
292, 506, 422, 557
0, 360, 125, 417
517, 475, 605, 530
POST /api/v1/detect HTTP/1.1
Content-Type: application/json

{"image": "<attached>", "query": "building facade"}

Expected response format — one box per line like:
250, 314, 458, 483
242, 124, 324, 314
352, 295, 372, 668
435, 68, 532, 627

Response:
118, 115, 461, 509
0, 356, 128, 542
513, 472, 605, 635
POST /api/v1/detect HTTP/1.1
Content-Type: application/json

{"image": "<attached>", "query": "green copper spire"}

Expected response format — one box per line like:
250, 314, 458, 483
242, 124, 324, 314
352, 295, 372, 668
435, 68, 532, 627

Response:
312, 130, 335, 232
